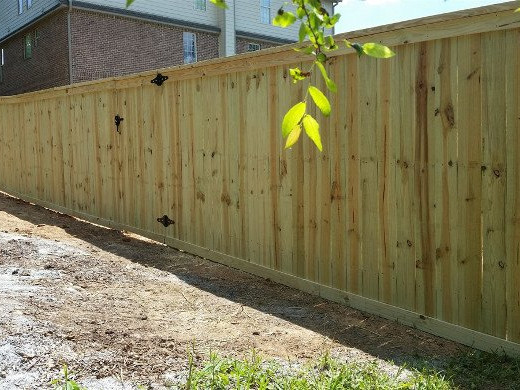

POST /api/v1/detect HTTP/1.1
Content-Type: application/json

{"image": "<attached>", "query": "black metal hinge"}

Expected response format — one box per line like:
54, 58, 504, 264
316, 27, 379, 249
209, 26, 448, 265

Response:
115, 115, 124, 133
157, 215, 175, 227
151, 73, 168, 86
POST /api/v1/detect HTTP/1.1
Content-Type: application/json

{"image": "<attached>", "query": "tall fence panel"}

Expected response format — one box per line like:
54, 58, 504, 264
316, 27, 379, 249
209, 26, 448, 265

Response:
1, 3, 519, 355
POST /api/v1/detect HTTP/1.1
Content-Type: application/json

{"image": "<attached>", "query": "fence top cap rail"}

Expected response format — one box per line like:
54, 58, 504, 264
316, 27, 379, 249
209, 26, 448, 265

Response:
0, 1, 518, 101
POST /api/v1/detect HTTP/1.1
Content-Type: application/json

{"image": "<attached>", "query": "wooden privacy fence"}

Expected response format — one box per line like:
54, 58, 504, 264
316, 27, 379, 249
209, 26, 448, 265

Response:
1, 3, 520, 355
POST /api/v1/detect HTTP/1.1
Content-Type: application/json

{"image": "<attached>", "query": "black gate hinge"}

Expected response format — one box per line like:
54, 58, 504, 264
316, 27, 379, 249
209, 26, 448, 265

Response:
157, 215, 175, 227
151, 73, 168, 86
115, 115, 124, 133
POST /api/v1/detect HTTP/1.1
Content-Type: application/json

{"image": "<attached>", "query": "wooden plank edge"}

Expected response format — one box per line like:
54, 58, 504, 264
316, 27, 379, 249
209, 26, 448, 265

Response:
1, 187, 519, 357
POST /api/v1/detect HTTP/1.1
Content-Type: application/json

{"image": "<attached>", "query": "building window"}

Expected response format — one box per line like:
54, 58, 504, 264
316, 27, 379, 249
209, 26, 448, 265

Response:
24, 34, 33, 59
183, 32, 197, 64
18, 0, 24, 14
27, 0, 32, 9
194, 0, 206, 11
248, 43, 261, 52
0, 49, 4, 83
260, 0, 270, 24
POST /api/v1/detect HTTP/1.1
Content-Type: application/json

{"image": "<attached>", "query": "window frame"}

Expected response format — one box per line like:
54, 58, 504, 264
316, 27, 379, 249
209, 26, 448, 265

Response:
24, 33, 33, 60
260, 0, 270, 24
183, 32, 197, 64
194, 0, 206, 11
0, 49, 4, 83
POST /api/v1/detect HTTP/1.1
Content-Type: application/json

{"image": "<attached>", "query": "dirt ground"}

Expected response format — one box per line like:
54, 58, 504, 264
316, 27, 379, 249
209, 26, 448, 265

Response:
0, 191, 467, 389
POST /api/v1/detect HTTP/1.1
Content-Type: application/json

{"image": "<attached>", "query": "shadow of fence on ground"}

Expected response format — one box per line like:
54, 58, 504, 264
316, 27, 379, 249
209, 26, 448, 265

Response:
0, 192, 481, 385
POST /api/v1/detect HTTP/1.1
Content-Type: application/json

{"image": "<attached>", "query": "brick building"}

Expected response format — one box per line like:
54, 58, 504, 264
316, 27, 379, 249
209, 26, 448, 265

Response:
0, 0, 338, 95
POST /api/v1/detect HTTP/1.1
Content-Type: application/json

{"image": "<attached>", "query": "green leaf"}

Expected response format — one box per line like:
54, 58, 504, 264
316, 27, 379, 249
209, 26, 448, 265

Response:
316, 31, 325, 45
308, 12, 319, 30
516, 8, 520, 12
282, 102, 306, 138
345, 40, 364, 57
273, 11, 297, 27
285, 124, 303, 149
326, 13, 340, 28
126, 0, 134, 6
316, 52, 327, 63
316, 62, 337, 93
302, 115, 322, 151
298, 23, 308, 42
316, 61, 328, 80
294, 45, 315, 55
210, 0, 228, 9
308, 86, 331, 117
325, 35, 335, 49
326, 78, 337, 93
362, 43, 395, 58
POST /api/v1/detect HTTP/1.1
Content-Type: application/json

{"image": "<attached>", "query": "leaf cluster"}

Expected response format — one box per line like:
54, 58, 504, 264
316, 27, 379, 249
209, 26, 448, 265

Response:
278, 1, 394, 151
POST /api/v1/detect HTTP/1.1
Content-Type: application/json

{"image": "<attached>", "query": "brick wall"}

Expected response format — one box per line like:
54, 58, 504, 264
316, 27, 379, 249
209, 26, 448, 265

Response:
235, 38, 279, 55
0, 9, 272, 95
0, 10, 69, 96
70, 10, 220, 83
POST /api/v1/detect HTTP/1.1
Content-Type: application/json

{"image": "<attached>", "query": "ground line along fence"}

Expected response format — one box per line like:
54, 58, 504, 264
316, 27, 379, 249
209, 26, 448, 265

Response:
1, 2, 519, 356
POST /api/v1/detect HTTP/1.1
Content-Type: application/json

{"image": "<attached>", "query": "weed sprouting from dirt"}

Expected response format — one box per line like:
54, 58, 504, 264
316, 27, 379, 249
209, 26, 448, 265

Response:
50, 364, 86, 390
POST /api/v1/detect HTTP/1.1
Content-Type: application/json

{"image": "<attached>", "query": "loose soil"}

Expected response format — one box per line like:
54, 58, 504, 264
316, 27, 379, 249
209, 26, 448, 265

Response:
0, 191, 467, 389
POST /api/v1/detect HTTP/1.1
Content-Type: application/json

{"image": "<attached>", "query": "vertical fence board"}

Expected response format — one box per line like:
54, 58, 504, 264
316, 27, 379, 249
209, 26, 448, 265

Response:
378, 56, 396, 304
345, 55, 361, 294
456, 34, 483, 331
434, 37, 460, 323
395, 44, 417, 312
330, 56, 348, 291
505, 29, 520, 344
481, 30, 507, 338
415, 40, 437, 317
359, 55, 380, 301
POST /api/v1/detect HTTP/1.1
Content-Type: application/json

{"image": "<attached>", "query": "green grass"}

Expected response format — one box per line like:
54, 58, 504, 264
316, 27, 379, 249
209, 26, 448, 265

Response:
178, 351, 452, 390
51, 349, 520, 389
444, 350, 520, 390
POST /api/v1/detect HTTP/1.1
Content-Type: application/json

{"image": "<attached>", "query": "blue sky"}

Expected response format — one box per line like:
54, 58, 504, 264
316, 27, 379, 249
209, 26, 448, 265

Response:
334, 0, 510, 33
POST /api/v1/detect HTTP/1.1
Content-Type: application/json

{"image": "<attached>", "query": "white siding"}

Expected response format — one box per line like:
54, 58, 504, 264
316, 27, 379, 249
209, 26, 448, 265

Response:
79, 0, 220, 28
219, 2, 236, 57
0, 0, 61, 40
235, 0, 334, 42
1, 0, 337, 48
